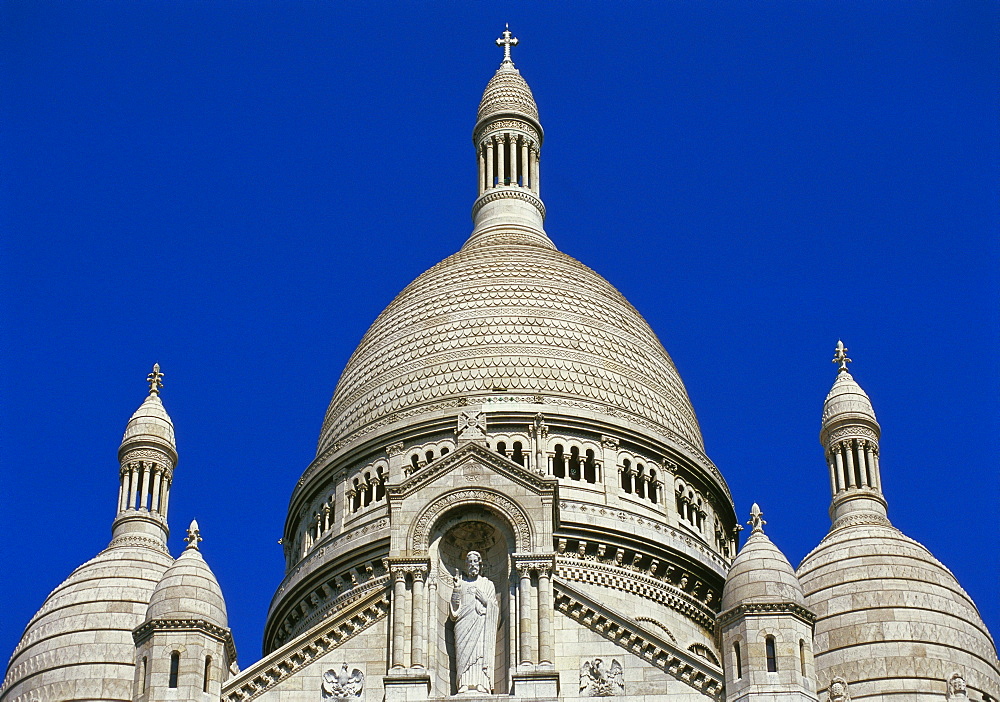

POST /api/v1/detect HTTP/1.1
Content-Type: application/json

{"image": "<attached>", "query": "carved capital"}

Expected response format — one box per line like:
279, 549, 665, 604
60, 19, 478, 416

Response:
385, 442, 405, 457
600, 435, 619, 450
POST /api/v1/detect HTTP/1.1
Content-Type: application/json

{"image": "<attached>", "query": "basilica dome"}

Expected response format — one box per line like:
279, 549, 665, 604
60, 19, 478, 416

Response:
316, 241, 704, 456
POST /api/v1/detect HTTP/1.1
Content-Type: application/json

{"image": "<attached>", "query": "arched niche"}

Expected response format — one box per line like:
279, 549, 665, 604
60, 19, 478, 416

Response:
409, 487, 534, 554
427, 505, 516, 696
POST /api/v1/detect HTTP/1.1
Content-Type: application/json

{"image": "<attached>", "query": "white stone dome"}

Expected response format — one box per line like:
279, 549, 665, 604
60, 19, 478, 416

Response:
476, 59, 539, 128
820, 369, 878, 443
316, 241, 704, 455
1, 544, 173, 702
146, 540, 228, 629
721, 526, 805, 613
797, 522, 1000, 700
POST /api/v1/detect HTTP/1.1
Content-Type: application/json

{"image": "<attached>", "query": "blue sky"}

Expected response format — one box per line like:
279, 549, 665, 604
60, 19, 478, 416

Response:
2, 2, 997, 667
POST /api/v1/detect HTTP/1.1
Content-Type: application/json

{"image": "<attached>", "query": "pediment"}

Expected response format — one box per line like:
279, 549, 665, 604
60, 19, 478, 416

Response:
386, 441, 555, 501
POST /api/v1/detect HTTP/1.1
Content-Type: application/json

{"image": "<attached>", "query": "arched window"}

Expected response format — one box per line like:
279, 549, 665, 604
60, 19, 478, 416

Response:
203, 655, 212, 693
569, 446, 581, 480
553, 445, 565, 478
584, 449, 597, 483
765, 636, 777, 672
410, 454, 420, 473
799, 640, 806, 677
621, 460, 632, 493
425, 450, 435, 464
635, 464, 646, 498
440, 447, 449, 456
139, 656, 147, 694
496, 441, 507, 457
511, 442, 525, 466
363, 472, 373, 506
352, 478, 362, 512
168, 651, 180, 688
648, 469, 658, 503
733, 642, 742, 679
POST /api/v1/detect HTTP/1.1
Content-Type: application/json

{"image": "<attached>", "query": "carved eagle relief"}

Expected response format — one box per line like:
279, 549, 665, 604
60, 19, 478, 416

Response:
321, 664, 365, 700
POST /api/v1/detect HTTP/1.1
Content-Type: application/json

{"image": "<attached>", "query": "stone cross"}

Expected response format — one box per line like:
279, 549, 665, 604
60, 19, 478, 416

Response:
147, 363, 164, 395
832, 340, 852, 373
748, 503, 766, 534
496, 24, 519, 63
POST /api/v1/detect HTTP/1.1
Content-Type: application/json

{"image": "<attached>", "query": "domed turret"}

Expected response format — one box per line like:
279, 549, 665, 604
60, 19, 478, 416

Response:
133, 521, 236, 701
719, 505, 817, 701
1, 367, 176, 702
799, 345, 1000, 700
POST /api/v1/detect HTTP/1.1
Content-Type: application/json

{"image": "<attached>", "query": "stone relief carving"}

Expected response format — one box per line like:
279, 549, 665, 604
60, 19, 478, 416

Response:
579, 658, 624, 696
828, 677, 850, 701
321, 664, 364, 700
946, 673, 968, 700
449, 551, 499, 694
457, 409, 487, 442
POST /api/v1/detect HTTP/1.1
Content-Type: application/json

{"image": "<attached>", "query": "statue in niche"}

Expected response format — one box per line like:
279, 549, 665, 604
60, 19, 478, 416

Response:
947, 673, 968, 700
449, 551, 499, 694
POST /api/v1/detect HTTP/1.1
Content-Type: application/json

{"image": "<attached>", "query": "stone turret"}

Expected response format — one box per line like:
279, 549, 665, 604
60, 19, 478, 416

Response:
133, 521, 236, 701
719, 505, 818, 702
467, 25, 550, 249
111, 363, 177, 550
819, 341, 888, 528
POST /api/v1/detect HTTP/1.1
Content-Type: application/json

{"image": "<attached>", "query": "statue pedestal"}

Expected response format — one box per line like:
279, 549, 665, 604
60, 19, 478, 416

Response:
511, 670, 559, 698
384, 671, 431, 702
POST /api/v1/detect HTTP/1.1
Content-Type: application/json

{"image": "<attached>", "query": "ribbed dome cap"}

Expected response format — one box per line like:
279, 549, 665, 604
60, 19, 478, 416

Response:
120, 393, 176, 456
798, 522, 1000, 699
721, 505, 804, 612
316, 243, 704, 456
1, 545, 173, 702
821, 370, 877, 427
477, 59, 540, 127
146, 522, 228, 628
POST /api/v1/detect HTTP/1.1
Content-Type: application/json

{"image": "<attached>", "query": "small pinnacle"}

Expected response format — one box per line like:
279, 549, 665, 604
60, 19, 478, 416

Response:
496, 24, 519, 64
832, 340, 852, 374
147, 363, 164, 396
184, 519, 202, 550
748, 503, 766, 534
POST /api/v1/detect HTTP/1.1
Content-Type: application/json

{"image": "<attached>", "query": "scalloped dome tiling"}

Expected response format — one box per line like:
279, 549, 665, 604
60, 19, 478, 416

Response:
316, 243, 703, 455
477, 60, 539, 126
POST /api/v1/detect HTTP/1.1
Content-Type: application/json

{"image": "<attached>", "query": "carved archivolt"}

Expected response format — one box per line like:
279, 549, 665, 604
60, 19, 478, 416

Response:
410, 488, 533, 553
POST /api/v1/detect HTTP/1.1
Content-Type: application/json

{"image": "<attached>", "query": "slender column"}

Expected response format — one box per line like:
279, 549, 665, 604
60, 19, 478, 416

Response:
128, 464, 139, 510
856, 440, 869, 487
411, 567, 426, 669
427, 577, 438, 673
160, 476, 171, 519
391, 570, 407, 669
150, 469, 162, 513
518, 566, 533, 666
118, 470, 128, 512
510, 136, 519, 186
537, 565, 553, 665
485, 139, 495, 189
139, 463, 151, 510
833, 447, 846, 493
532, 148, 540, 193
520, 138, 529, 187
872, 450, 882, 490
497, 135, 506, 186
868, 446, 880, 490
478, 145, 486, 196
323, 503, 331, 532
827, 457, 837, 496
842, 442, 856, 488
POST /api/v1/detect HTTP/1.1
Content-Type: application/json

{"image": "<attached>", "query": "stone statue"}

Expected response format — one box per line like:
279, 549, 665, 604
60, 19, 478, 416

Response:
321, 664, 364, 701
829, 677, 850, 702
449, 551, 499, 694
579, 658, 625, 696
947, 672, 968, 700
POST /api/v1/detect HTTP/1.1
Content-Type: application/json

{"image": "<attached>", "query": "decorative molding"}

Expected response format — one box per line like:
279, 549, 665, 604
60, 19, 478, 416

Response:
554, 580, 723, 700
409, 485, 534, 553
224, 588, 389, 702
826, 511, 892, 534
716, 601, 817, 629
471, 188, 546, 220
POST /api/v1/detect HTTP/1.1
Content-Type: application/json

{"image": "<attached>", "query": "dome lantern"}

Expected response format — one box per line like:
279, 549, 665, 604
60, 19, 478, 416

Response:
467, 25, 551, 250
819, 342, 887, 528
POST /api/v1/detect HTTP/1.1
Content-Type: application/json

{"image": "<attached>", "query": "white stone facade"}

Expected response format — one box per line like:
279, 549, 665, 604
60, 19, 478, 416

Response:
3, 28, 999, 702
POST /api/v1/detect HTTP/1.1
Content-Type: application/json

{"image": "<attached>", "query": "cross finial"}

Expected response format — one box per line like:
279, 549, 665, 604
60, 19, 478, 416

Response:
832, 340, 852, 373
146, 363, 164, 395
496, 24, 518, 64
184, 519, 202, 550
748, 503, 766, 534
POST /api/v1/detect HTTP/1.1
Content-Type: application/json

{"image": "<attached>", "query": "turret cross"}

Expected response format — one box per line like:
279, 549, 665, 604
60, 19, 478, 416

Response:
146, 363, 164, 395
832, 340, 852, 373
496, 24, 518, 62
